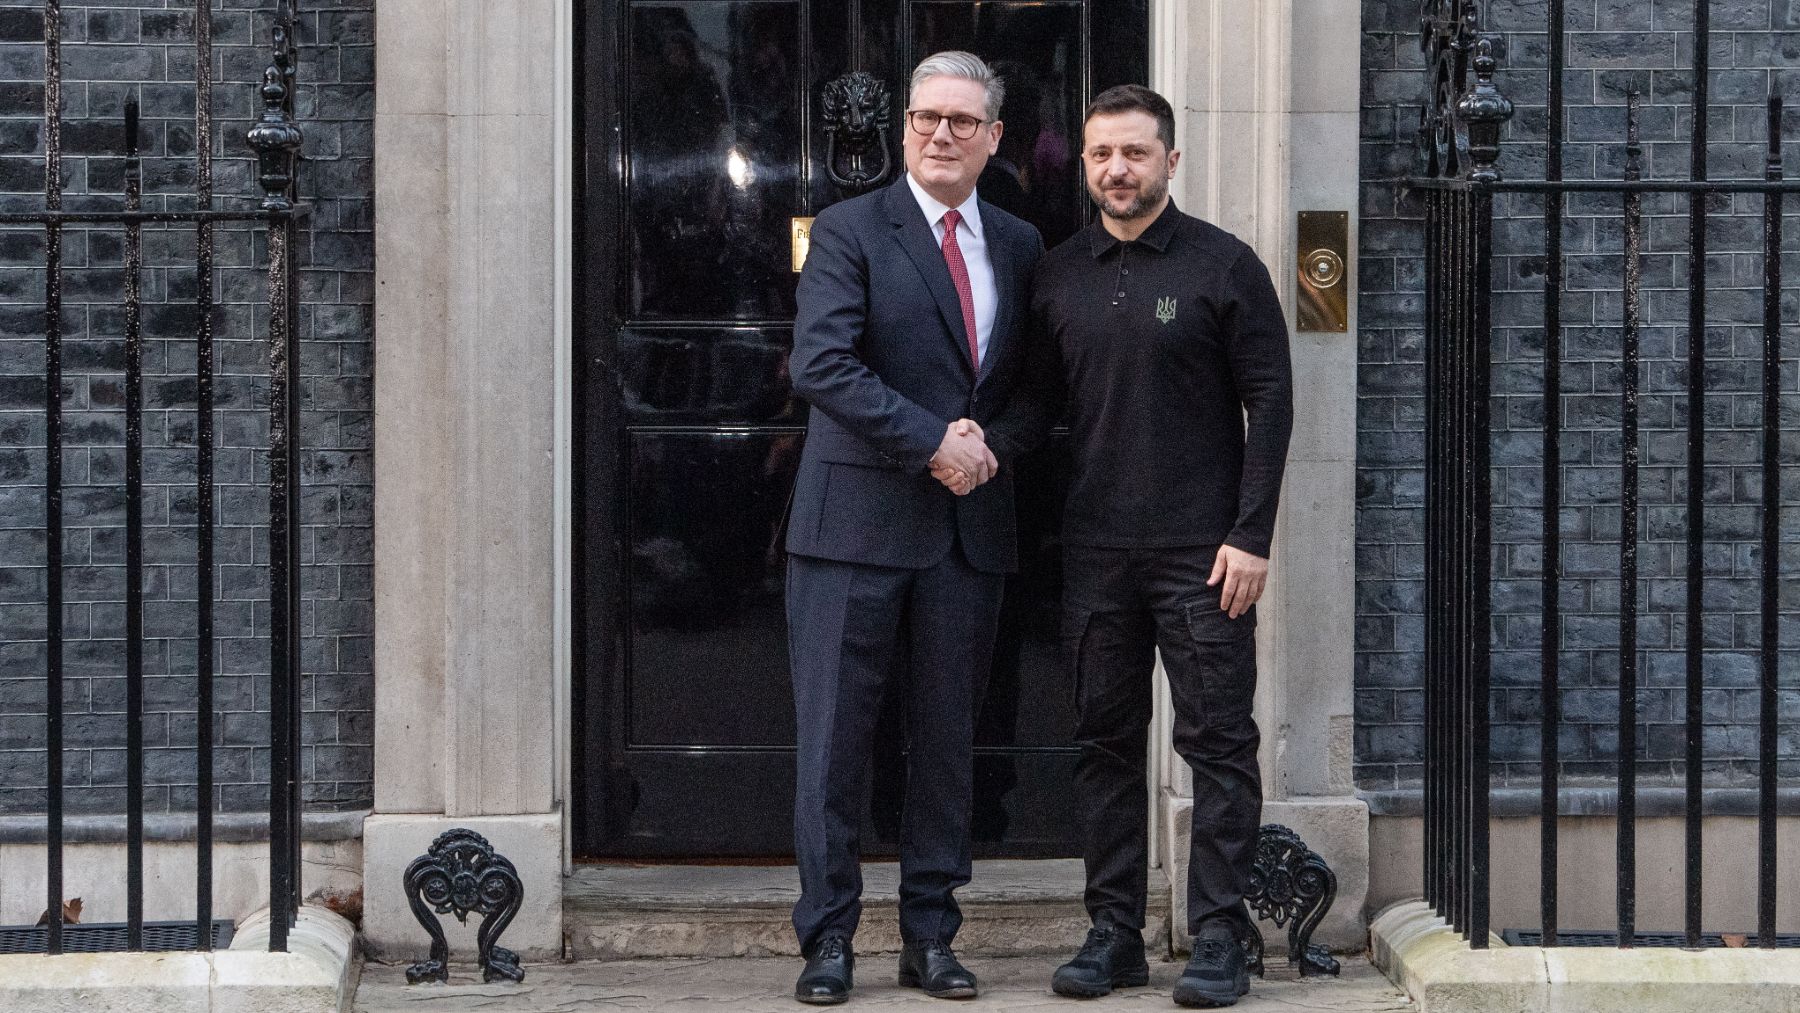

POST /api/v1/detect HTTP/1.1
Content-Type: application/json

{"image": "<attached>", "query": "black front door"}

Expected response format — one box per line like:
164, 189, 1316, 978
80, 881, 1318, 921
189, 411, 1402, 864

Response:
576, 0, 1148, 858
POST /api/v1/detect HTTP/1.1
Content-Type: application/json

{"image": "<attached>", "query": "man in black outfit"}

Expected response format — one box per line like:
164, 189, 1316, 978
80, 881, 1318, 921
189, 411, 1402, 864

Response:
980, 84, 1292, 1008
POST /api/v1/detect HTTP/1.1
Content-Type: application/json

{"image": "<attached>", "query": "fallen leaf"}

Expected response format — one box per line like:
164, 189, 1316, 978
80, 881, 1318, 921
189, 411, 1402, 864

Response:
35, 897, 81, 927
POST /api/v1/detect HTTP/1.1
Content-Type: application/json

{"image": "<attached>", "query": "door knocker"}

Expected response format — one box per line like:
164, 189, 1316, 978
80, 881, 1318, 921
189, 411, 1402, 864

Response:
821, 71, 894, 193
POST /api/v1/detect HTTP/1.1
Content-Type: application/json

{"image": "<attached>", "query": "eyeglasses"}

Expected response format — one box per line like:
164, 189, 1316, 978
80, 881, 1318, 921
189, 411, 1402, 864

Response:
905, 109, 987, 140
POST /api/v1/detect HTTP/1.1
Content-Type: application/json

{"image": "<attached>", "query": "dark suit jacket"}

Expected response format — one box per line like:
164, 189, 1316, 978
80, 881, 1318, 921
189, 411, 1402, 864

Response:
786, 176, 1045, 575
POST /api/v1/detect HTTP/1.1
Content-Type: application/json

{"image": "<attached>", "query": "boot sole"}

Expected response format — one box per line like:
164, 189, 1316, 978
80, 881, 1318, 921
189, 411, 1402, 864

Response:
1050, 965, 1151, 999
794, 991, 849, 1006
897, 969, 977, 999
1172, 971, 1250, 1009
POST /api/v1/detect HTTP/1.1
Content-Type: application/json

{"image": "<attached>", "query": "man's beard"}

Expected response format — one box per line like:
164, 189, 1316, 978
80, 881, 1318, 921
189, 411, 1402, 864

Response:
1089, 172, 1168, 221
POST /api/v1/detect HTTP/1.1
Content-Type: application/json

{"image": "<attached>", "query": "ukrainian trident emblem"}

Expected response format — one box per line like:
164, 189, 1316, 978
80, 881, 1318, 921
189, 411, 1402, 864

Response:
1155, 296, 1178, 324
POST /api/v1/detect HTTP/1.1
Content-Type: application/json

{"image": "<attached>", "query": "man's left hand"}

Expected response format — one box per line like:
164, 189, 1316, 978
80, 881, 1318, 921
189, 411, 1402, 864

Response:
1206, 545, 1269, 620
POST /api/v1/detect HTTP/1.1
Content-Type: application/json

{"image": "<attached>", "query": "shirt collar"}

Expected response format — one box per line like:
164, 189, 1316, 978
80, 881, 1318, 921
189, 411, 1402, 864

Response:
905, 172, 984, 240
1086, 198, 1180, 258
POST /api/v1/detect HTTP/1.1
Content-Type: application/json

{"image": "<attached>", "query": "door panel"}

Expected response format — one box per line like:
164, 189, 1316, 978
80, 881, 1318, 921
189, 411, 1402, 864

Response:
626, 3, 806, 320
578, 0, 1148, 858
626, 431, 798, 748
618, 326, 800, 423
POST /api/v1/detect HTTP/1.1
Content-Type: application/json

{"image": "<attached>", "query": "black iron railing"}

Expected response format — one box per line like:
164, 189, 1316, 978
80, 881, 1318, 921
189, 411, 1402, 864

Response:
0, 0, 306, 954
1414, 0, 1795, 949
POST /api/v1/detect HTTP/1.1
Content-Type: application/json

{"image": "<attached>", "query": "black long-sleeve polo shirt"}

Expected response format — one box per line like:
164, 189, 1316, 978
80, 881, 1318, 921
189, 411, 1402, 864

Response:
995, 200, 1293, 556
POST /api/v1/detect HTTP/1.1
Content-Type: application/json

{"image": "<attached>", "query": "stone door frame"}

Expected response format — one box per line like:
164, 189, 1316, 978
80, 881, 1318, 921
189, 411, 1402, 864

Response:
363, 0, 1369, 961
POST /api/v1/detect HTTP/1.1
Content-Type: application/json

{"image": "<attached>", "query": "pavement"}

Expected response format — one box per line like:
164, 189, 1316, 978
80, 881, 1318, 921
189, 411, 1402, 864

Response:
355, 955, 1414, 1012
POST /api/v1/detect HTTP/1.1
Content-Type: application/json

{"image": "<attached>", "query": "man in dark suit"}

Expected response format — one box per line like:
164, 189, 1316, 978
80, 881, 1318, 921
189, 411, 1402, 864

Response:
785, 51, 1045, 1005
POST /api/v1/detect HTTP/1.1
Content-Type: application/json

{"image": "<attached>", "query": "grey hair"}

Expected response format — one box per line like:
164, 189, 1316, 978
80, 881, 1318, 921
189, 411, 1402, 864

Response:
909, 50, 1005, 123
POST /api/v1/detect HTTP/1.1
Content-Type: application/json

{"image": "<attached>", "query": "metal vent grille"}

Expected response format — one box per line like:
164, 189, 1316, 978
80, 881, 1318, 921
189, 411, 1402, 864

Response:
0, 920, 234, 955
1504, 929, 1800, 948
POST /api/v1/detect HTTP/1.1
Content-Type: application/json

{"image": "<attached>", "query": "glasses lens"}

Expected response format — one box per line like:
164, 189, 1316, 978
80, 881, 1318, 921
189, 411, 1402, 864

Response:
908, 111, 983, 138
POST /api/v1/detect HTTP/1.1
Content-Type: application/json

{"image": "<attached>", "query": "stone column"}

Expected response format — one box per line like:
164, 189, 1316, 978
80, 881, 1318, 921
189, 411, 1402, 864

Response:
1151, 0, 1369, 953
363, 0, 565, 961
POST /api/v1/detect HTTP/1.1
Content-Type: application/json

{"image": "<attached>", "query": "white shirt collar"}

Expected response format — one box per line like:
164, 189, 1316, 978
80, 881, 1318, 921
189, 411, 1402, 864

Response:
905, 172, 983, 239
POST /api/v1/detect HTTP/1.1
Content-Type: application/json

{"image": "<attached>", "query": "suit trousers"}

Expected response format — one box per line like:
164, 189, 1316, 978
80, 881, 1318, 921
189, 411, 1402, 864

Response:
787, 548, 1004, 955
1062, 544, 1262, 939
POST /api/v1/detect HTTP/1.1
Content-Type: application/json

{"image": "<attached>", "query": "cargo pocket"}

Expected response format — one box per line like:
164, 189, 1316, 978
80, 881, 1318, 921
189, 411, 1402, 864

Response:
1062, 605, 1096, 710
1180, 600, 1258, 724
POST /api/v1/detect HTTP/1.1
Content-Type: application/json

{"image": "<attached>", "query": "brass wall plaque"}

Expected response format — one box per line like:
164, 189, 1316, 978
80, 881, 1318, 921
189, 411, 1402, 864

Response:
791, 216, 816, 273
1297, 210, 1349, 332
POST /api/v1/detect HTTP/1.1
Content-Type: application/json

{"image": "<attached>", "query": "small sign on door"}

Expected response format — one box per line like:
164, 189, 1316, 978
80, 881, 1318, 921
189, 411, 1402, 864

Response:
791, 216, 815, 273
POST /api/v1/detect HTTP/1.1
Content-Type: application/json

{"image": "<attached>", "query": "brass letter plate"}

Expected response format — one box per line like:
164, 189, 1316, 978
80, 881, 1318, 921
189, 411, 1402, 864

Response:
792, 216, 815, 273
1297, 211, 1348, 332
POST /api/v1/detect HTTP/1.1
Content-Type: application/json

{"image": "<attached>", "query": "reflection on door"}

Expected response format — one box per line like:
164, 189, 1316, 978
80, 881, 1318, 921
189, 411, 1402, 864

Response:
577, 0, 1150, 858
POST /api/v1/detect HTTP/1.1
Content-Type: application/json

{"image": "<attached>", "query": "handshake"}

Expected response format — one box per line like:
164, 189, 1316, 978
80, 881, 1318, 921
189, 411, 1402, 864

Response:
928, 419, 998, 497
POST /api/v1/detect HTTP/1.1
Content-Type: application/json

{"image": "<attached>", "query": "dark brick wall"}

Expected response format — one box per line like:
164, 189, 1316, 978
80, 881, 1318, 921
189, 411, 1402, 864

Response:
1358, 0, 1800, 790
0, 2, 372, 814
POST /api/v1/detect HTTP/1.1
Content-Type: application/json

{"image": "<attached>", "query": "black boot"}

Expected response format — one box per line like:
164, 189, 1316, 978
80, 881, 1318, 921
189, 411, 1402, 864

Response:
1051, 923, 1151, 998
1172, 921, 1250, 1008
794, 933, 854, 1005
897, 940, 978, 999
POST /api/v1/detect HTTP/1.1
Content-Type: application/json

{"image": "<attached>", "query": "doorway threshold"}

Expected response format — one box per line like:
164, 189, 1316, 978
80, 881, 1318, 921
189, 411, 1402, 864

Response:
564, 859, 1171, 960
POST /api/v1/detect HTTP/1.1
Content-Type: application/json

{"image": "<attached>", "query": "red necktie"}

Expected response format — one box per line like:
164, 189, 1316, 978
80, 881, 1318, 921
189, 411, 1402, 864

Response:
939, 209, 980, 368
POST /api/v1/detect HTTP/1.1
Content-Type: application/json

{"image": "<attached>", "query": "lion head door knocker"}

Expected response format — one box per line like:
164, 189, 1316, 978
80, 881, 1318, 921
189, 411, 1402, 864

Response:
402, 828, 525, 985
821, 70, 894, 193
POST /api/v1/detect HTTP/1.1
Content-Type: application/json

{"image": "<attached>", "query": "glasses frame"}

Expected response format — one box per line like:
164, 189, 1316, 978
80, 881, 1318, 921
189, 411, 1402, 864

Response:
904, 109, 988, 140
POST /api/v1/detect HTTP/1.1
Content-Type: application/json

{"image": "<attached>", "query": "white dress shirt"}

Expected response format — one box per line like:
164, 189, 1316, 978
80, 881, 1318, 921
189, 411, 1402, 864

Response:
905, 172, 998, 368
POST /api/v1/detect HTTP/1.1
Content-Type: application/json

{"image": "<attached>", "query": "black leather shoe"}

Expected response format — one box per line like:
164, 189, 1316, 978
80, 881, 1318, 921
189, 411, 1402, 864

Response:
1172, 922, 1250, 1008
1051, 923, 1151, 998
897, 940, 978, 999
794, 934, 854, 1005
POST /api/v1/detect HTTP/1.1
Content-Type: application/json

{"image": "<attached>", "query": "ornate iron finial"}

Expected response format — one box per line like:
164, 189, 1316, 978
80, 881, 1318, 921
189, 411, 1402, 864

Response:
246, 18, 303, 209
1459, 37, 1514, 183
402, 828, 525, 985
1416, 2, 1515, 181
821, 71, 894, 193
1242, 824, 1341, 978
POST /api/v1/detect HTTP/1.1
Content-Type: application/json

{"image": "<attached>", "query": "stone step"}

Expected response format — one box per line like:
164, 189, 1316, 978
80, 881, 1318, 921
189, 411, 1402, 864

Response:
563, 859, 1172, 961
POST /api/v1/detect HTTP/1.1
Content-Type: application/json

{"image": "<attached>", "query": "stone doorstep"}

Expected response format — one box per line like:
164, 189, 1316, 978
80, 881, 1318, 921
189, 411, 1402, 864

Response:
0, 905, 359, 1013
564, 858, 1173, 960
354, 955, 1413, 1012
1370, 899, 1800, 1013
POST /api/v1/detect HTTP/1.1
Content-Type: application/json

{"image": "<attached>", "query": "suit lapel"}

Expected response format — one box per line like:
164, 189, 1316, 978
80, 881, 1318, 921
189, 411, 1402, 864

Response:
978, 201, 1016, 385
886, 180, 976, 374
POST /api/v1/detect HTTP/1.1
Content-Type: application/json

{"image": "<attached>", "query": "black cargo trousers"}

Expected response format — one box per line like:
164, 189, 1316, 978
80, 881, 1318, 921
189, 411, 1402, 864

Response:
1062, 543, 1261, 940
